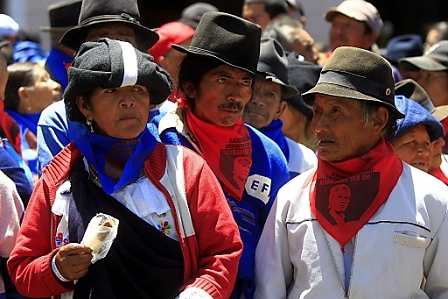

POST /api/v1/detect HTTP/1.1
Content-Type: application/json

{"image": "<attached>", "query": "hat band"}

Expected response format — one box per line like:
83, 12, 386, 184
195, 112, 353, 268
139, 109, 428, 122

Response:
79, 13, 141, 27
318, 70, 392, 101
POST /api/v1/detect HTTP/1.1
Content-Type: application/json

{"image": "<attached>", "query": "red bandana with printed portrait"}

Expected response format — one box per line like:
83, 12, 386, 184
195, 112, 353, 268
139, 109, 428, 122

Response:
186, 107, 252, 200
310, 139, 403, 249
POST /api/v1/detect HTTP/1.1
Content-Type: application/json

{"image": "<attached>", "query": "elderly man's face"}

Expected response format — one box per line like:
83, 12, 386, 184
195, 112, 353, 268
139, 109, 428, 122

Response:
187, 64, 253, 127
311, 94, 384, 162
329, 14, 375, 51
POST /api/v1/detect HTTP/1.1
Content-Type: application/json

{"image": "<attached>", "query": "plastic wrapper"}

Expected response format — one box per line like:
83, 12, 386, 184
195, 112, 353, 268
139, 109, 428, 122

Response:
81, 213, 119, 263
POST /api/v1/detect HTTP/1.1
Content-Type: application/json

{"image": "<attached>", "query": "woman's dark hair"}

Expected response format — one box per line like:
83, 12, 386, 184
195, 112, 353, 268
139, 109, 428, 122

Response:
4, 62, 38, 111
177, 54, 224, 108
66, 89, 95, 125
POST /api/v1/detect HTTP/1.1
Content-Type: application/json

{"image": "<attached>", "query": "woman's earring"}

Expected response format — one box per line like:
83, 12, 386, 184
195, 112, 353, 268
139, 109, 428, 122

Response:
86, 119, 94, 132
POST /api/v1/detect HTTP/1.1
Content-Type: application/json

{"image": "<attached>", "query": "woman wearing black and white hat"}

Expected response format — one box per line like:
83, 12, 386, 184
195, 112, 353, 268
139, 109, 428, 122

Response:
8, 38, 242, 299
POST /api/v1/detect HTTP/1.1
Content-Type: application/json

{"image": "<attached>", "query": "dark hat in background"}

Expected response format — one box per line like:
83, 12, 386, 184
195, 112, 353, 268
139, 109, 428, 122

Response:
179, 2, 218, 29
384, 34, 423, 66
324, 0, 383, 36
173, 12, 262, 75
148, 22, 195, 63
399, 40, 448, 71
64, 38, 173, 121
60, 0, 159, 52
286, 51, 321, 119
41, 0, 82, 33
392, 95, 444, 142
257, 38, 298, 100
395, 79, 435, 113
302, 46, 403, 118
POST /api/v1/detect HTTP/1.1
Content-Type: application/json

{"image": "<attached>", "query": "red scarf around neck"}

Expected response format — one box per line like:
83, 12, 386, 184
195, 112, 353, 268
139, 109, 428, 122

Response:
429, 167, 448, 185
185, 107, 252, 200
310, 139, 403, 250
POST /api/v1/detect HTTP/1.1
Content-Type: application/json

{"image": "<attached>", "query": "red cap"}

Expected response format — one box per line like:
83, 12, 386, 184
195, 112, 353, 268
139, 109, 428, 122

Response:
148, 22, 195, 63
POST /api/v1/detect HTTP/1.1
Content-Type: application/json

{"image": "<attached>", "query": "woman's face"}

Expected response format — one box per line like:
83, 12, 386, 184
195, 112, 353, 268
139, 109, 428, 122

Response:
25, 64, 61, 113
77, 85, 151, 139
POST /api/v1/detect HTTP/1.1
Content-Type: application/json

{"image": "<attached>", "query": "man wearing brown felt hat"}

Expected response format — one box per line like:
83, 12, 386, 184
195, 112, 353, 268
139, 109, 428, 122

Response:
255, 46, 448, 298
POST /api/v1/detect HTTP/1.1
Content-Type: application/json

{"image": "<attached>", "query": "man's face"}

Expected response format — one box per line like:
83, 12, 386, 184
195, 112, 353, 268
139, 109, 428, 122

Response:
311, 94, 383, 162
414, 70, 448, 107
391, 124, 432, 172
329, 185, 351, 212
86, 23, 138, 47
242, 2, 271, 32
243, 78, 284, 129
284, 26, 319, 64
329, 14, 375, 51
187, 64, 253, 127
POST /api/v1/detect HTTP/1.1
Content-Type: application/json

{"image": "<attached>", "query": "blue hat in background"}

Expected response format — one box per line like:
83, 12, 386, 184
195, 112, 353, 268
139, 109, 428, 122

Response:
384, 34, 424, 66
392, 95, 444, 142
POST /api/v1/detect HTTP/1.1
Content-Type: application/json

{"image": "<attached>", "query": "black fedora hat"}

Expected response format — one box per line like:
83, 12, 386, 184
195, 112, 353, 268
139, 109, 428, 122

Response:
286, 52, 321, 119
395, 79, 435, 113
41, 0, 82, 33
60, 0, 158, 52
257, 37, 298, 100
173, 11, 262, 75
303, 46, 404, 118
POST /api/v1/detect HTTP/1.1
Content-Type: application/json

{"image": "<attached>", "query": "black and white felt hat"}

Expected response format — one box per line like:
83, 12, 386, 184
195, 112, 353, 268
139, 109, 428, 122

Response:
64, 38, 172, 122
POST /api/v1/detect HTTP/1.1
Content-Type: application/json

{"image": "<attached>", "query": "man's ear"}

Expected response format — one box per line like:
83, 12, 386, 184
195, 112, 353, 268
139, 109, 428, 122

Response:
182, 81, 196, 98
372, 106, 389, 133
76, 95, 92, 120
274, 100, 288, 120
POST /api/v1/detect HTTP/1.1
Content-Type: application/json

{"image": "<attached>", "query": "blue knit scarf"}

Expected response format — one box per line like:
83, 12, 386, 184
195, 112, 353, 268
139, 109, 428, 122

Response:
74, 127, 156, 194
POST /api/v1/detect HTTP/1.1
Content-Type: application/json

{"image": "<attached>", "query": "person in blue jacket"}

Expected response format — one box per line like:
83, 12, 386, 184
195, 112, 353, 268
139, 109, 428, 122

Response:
157, 12, 289, 299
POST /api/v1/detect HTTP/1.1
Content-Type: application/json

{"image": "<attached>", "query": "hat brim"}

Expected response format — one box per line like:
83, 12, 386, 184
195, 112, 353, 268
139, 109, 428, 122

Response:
41, 26, 75, 33
302, 83, 404, 118
265, 75, 298, 100
399, 56, 448, 71
433, 105, 448, 121
172, 44, 257, 75
285, 94, 313, 119
60, 19, 158, 51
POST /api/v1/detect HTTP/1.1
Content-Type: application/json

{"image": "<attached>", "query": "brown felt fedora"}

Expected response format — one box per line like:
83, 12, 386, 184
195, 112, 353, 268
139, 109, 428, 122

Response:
302, 46, 403, 118
173, 11, 262, 75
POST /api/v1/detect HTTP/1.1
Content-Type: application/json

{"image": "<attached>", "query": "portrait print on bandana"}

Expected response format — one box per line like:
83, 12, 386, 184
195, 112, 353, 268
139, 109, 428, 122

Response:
220, 137, 252, 195
316, 172, 379, 225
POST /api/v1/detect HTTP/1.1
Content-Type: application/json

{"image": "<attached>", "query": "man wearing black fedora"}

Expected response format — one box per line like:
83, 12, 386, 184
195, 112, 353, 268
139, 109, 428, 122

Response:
36, 0, 160, 176
243, 37, 316, 179
255, 46, 448, 298
158, 11, 289, 299
41, 0, 82, 92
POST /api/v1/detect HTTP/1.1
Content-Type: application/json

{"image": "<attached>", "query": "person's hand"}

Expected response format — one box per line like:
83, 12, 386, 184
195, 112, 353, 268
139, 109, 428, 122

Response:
54, 243, 92, 281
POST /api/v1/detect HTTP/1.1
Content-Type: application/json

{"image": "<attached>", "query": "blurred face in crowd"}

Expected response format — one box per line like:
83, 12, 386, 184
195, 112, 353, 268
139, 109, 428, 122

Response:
242, 2, 271, 32
282, 25, 319, 64
391, 124, 432, 172
77, 85, 151, 139
311, 94, 386, 162
0, 52, 8, 100
414, 70, 448, 107
329, 14, 376, 51
243, 78, 285, 129
19, 64, 61, 113
184, 64, 253, 127
86, 23, 138, 47
158, 38, 192, 86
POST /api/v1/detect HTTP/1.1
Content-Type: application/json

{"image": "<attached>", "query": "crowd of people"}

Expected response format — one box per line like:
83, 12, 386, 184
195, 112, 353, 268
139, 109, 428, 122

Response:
0, 0, 447, 298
